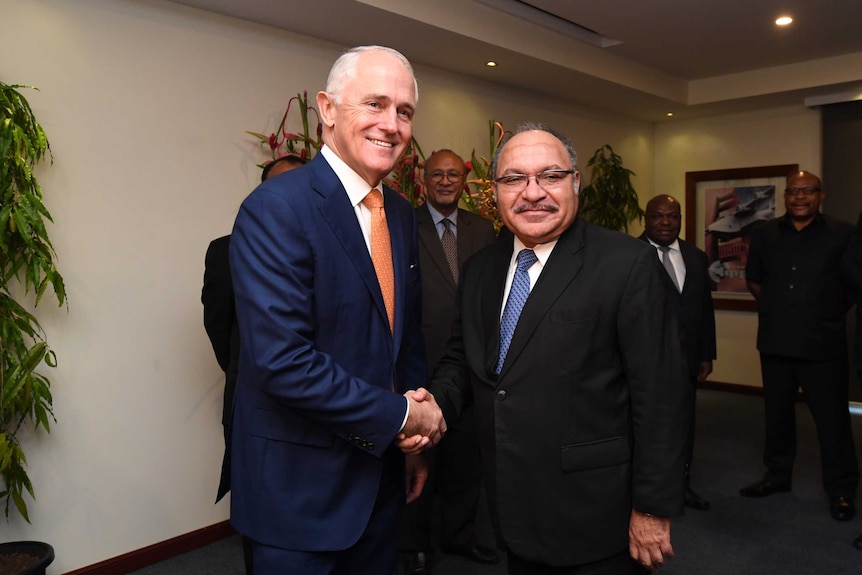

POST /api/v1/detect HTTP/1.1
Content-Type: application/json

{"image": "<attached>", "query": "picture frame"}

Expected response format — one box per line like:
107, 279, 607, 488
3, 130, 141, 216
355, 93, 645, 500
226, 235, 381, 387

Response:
684, 164, 798, 311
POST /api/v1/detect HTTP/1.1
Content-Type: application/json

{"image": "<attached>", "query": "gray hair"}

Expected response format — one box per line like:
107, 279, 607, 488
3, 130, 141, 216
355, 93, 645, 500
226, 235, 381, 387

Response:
490, 122, 579, 194
325, 46, 419, 104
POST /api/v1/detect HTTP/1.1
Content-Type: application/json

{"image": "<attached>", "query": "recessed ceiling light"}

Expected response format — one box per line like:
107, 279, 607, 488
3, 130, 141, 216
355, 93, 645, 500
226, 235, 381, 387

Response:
486, 61, 497, 67
666, 112, 674, 118
775, 16, 793, 26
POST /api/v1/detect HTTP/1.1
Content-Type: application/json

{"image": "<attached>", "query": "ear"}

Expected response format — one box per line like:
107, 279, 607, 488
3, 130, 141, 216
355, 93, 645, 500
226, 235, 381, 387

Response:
573, 170, 581, 196
317, 91, 336, 128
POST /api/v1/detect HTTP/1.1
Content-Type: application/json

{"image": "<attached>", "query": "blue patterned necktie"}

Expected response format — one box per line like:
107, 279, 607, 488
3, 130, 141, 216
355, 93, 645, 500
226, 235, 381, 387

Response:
495, 249, 538, 374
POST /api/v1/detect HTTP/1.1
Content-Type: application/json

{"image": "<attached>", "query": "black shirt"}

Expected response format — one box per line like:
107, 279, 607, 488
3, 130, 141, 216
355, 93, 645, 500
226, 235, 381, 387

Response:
746, 213, 853, 361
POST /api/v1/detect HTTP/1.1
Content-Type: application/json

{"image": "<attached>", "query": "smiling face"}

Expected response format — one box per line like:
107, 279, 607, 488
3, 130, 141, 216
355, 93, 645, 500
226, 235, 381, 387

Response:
493, 130, 580, 247
784, 171, 824, 227
317, 50, 416, 186
422, 150, 466, 216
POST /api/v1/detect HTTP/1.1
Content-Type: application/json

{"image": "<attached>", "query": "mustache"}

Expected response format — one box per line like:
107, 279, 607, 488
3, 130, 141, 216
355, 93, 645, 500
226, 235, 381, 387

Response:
513, 203, 559, 214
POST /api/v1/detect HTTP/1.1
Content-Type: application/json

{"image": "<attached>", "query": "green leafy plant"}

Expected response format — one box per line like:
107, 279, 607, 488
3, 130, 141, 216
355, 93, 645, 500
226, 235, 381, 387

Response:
578, 144, 644, 232
0, 82, 65, 522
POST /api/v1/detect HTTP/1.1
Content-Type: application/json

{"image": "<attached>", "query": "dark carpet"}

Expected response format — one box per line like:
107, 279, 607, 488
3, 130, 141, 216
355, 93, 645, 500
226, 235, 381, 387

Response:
130, 390, 862, 574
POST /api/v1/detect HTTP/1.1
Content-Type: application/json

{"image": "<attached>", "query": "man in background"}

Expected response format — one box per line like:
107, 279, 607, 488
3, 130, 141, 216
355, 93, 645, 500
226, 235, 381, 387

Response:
640, 194, 716, 511
842, 210, 862, 549
429, 123, 688, 573
402, 150, 498, 574
228, 46, 445, 574
202, 153, 305, 574
741, 171, 858, 524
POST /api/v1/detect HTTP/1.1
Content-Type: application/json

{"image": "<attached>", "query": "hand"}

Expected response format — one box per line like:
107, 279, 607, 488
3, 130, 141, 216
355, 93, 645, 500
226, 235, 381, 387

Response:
402, 387, 447, 447
394, 432, 429, 455
629, 509, 673, 571
696, 360, 713, 383
405, 454, 428, 503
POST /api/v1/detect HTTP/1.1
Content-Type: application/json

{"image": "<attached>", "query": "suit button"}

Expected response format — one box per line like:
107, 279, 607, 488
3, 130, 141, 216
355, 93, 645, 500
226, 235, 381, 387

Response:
495, 389, 507, 401
366, 443, 375, 451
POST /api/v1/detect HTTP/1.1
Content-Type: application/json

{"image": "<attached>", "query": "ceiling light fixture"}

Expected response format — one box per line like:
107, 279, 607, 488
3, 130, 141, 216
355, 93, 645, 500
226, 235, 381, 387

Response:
666, 112, 674, 118
486, 61, 497, 67
775, 16, 793, 26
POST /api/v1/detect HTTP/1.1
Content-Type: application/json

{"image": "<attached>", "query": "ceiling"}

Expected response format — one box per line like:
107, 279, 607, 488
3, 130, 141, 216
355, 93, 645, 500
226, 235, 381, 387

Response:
168, 0, 862, 122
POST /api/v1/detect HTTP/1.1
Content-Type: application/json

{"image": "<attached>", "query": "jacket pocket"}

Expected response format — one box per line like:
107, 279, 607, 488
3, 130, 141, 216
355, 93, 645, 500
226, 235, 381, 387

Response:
251, 408, 335, 448
561, 436, 630, 472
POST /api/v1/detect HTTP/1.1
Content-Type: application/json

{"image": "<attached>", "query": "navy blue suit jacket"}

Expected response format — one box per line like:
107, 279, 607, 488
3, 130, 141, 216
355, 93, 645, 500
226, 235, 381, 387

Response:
228, 153, 425, 551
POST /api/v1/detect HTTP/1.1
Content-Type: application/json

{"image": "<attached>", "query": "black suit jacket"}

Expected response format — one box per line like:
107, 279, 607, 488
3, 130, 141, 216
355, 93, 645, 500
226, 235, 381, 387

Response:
430, 218, 688, 566
415, 204, 496, 374
842, 212, 862, 366
202, 234, 240, 502
639, 235, 717, 379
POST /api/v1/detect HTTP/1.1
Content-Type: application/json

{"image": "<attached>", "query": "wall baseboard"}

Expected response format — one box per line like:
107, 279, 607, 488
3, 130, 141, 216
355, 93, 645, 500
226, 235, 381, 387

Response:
62, 521, 235, 575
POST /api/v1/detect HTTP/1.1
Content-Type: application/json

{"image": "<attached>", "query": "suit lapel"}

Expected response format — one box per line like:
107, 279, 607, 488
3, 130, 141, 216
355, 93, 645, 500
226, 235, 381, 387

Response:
497, 220, 585, 377
482, 233, 515, 377
312, 157, 391, 339
417, 204, 456, 289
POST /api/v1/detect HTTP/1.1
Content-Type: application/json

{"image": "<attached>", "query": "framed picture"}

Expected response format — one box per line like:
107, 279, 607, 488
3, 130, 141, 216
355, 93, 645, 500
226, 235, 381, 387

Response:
684, 164, 798, 311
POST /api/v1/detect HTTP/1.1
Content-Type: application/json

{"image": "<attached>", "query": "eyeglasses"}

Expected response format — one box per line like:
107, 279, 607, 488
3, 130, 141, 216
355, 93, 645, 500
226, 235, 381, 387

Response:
494, 169, 575, 192
784, 187, 821, 196
427, 170, 464, 182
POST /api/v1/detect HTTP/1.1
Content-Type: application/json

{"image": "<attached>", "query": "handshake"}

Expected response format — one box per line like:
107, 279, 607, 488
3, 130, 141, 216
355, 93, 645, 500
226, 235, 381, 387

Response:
396, 387, 447, 455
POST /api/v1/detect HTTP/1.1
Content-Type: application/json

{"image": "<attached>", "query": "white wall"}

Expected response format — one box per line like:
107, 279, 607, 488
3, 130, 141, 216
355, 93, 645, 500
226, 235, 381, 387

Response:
654, 105, 822, 387
1, 0, 652, 571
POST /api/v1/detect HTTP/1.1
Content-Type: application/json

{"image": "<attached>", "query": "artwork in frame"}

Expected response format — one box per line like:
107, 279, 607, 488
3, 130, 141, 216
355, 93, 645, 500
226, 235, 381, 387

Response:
684, 164, 798, 311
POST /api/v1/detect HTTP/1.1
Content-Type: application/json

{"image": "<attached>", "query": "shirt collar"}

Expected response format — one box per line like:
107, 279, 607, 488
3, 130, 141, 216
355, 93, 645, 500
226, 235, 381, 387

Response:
320, 145, 380, 206
426, 203, 458, 227
646, 237, 680, 252
512, 235, 557, 268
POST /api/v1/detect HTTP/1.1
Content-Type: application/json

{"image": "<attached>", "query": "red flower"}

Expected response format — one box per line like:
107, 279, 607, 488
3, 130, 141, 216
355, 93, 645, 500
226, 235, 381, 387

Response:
465, 161, 473, 173
268, 133, 278, 150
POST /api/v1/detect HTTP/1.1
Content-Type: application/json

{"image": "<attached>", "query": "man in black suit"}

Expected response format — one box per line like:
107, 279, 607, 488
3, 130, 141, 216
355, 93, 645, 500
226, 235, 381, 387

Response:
842, 210, 862, 549
201, 153, 305, 574
428, 123, 688, 573
740, 171, 858, 523
402, 150, 498, 573
640, 194, 717, 511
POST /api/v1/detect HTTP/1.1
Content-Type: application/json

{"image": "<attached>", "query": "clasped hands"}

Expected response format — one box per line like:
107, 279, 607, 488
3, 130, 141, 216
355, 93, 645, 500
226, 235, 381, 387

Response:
395, 387, 447, 454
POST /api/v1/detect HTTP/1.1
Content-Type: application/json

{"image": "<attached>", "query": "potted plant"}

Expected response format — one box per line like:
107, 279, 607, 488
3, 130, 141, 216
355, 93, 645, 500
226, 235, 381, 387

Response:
578, 144, 644, 232
1, 80, 65, 551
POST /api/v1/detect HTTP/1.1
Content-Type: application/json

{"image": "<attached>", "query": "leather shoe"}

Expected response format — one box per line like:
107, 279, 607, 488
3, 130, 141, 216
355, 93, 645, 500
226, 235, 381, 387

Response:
853, 533, 862, 550
739, 479, 791, 498
684, 487, 710, 510
441, 543, 500, 564
831, 496, 856, 521
405, 551, 430, 575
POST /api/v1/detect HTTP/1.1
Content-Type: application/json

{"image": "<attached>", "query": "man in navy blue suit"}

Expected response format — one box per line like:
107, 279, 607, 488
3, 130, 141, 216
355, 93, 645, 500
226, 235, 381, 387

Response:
228, 46, 446, 575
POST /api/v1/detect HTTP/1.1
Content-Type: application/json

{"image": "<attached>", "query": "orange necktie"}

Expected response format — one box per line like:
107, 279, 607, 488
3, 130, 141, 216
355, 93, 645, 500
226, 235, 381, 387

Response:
363, 189, 395, 334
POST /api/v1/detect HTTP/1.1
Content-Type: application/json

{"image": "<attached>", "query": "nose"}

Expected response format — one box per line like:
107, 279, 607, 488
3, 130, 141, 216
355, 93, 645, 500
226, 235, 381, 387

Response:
521, 176, 547, 200
378, 107, 399, 133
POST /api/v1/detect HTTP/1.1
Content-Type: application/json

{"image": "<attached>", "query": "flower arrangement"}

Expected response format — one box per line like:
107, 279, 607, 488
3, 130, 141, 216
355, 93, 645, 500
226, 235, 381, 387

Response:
462, 120, 507, 233
246, 91, 322, 165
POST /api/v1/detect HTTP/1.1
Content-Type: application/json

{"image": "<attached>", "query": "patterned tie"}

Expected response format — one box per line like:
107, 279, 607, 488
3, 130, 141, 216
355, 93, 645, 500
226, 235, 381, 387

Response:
659, 245, 681, 292
441, 218, 459, 285
363, 189, 395, 334
495, 249, 538, 374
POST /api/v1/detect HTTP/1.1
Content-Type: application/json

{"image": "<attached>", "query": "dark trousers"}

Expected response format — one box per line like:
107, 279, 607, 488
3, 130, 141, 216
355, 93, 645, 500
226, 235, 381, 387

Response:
506, 549, 649, 575
760, 354, 859, 498
401, 404, 484, 551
